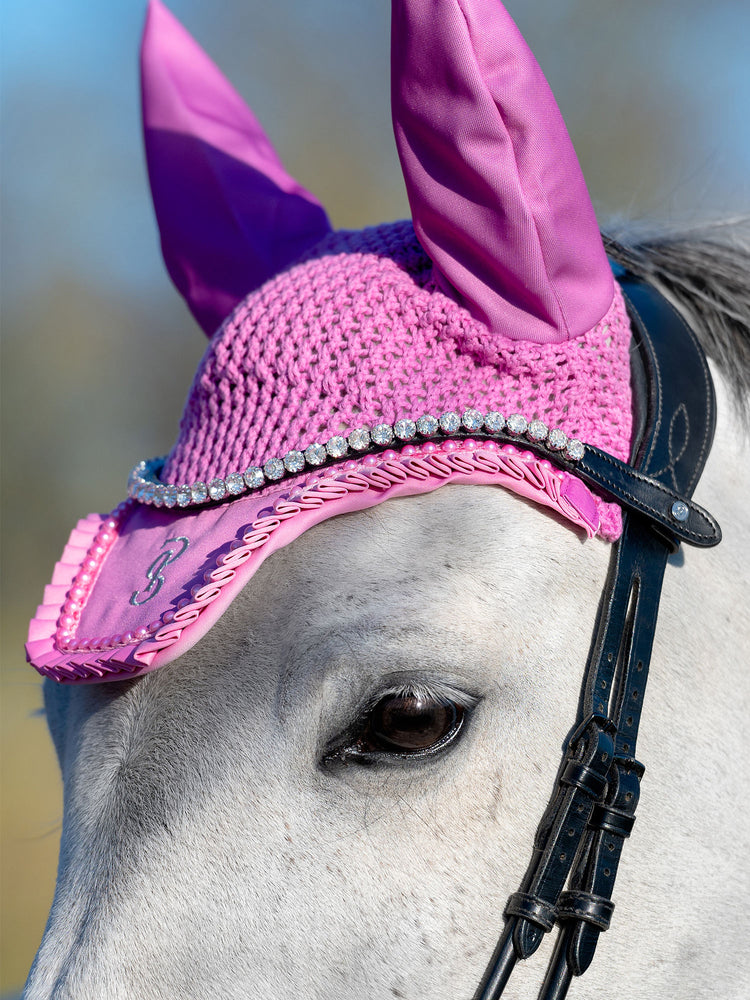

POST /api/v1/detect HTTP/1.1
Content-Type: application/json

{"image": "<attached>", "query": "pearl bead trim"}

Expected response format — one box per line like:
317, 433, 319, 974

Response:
44, 436, 598, 671
127, 409, 586, 509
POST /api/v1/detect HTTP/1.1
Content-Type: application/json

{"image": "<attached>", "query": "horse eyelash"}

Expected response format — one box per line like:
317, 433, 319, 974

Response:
321, 680, 480, 768
365, 681, 480, 713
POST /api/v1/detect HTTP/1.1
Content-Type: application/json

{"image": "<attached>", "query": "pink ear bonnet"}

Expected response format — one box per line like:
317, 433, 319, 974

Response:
27, 0, 633, 683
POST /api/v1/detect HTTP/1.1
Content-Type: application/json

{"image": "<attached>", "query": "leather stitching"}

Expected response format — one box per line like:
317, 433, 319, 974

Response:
647, 287, 713, 494
579, 448, 718, 542
649, 403, 689, 490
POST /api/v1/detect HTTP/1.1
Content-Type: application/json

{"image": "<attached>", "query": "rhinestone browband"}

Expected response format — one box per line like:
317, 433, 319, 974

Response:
127, 409, 586, 509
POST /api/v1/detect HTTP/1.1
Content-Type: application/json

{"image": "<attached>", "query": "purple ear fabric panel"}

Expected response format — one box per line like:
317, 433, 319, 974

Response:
141, 0, 331, 337
391, 0, 613, 343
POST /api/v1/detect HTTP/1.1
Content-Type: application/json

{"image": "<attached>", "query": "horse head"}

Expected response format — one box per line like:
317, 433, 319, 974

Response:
24, 2, 749, 998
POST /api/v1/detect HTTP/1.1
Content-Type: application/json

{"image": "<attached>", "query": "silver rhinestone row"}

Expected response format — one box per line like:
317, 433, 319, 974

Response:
127, 409, 585, 508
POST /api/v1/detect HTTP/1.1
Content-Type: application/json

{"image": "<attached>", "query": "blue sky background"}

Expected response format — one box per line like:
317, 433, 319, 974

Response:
1, 0, 748, 991
3, 0, 749, 304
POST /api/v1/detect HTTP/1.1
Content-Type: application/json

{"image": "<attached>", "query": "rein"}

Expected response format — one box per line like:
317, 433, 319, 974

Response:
474, 268, 721, 1000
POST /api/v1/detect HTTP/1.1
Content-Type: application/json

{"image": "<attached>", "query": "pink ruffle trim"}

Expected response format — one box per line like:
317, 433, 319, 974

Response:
28, 440, 611, 685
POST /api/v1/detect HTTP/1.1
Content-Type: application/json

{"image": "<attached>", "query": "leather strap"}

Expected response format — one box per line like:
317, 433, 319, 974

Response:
473, 269, 720, 1000
571, 446, 719, 547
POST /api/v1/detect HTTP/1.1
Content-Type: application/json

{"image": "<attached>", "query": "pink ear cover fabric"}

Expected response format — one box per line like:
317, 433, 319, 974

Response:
27, 224, 634, 685
391, 0, 613, 343
27, 440, 603, 684
141, 0, 331, 337
27, 1, 635, 686
162, 222, 632, 508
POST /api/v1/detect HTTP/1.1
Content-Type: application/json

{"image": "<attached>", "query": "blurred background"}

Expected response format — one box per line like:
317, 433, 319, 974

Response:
1, 0, 748, 992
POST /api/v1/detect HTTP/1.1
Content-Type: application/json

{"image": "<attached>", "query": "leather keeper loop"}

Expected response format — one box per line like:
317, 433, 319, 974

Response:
589, 803, 636, 837
560, 759, 607, 799
557, 891, 615, 931
504, 892, 557, 932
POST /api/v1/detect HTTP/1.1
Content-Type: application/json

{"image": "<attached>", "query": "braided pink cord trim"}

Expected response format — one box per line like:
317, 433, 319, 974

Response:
163, 222, 632, 540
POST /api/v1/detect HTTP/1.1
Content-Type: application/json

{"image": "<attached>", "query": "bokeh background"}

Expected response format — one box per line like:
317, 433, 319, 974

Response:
1, 0, 748, 992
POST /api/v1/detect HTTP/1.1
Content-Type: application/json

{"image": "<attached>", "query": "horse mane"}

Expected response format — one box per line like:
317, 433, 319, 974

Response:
604, 220, 750, 428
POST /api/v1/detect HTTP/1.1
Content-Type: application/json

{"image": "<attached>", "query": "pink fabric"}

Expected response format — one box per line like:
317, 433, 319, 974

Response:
141, 0, 331, 336
27, 442, 602, 684
391, 0, 613, 343
164, 221, 632, 539
26, 1, 637, 688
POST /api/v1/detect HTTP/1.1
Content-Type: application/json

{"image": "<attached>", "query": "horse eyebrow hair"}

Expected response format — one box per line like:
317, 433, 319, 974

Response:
365, 680, 481, 710
275, 617, 486, 720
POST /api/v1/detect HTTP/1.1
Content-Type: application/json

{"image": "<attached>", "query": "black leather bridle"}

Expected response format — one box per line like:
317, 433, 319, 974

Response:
471, 266, 722, 1000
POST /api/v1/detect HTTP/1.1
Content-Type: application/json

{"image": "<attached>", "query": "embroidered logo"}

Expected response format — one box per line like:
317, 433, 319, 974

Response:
130, 536, 190, 606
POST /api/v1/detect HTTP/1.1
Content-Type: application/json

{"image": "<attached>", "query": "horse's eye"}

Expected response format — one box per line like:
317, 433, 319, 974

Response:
322, 684, 475, 767
362, 692, 462, 753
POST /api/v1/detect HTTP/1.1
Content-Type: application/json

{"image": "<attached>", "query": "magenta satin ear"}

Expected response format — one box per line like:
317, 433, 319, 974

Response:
391, 0, 614, 343
140, 0, 331, 337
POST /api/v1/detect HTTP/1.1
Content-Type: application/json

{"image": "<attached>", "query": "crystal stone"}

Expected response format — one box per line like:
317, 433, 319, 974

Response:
671, 500, 689, 522
394, 418, 417, 441
304, 443, 327, 467
565, 439, 585, 462
439, 411, 460, 434
416, 414, 439, 437
225, 472, 246, 495
326, 435, 348, 459
371, 423, 394, 446
527, 420, 549, 443
462, 408, 484, 431
244, 466, 265, 489
264, 458, 285, 481
164, 486, 180, 508
208, 478, 227, 501
547, 428, 568, 451
484, 411, 505, 433
283, 450, 305, 473
191, 481, 209, 504
348, 427, 371, 451
152, 486, 166, 507
506, 414, 528, 436
177, 485, 193, 507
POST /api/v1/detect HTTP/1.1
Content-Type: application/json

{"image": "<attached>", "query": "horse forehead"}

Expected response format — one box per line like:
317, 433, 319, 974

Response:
225, 485, 609, 700
262, 484, 594, 606
46, 486, 607, 769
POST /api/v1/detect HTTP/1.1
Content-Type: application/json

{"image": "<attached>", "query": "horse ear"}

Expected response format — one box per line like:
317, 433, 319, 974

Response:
391, 0, 613, 343
141, 0, 332, 337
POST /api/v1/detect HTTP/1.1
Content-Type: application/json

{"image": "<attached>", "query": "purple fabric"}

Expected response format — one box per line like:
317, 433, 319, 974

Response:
140, 0, 331, 337
391, 0, 614, 343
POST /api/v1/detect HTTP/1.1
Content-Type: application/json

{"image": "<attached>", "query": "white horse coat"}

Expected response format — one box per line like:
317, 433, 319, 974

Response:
25, 362, 750, 999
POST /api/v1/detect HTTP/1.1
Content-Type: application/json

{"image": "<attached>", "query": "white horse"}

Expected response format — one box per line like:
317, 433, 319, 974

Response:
25, 230, 750, 998
22, 0, 750, 995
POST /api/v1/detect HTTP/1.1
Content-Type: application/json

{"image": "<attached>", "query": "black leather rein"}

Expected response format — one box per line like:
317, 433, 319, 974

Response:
473, 268, 722, 1000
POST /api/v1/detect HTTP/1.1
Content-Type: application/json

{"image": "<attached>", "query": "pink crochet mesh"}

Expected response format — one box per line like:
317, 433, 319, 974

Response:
163, 220, 633, 538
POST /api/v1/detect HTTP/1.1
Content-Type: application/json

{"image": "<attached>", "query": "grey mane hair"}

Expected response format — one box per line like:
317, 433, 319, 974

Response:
603, 219, 750, 428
